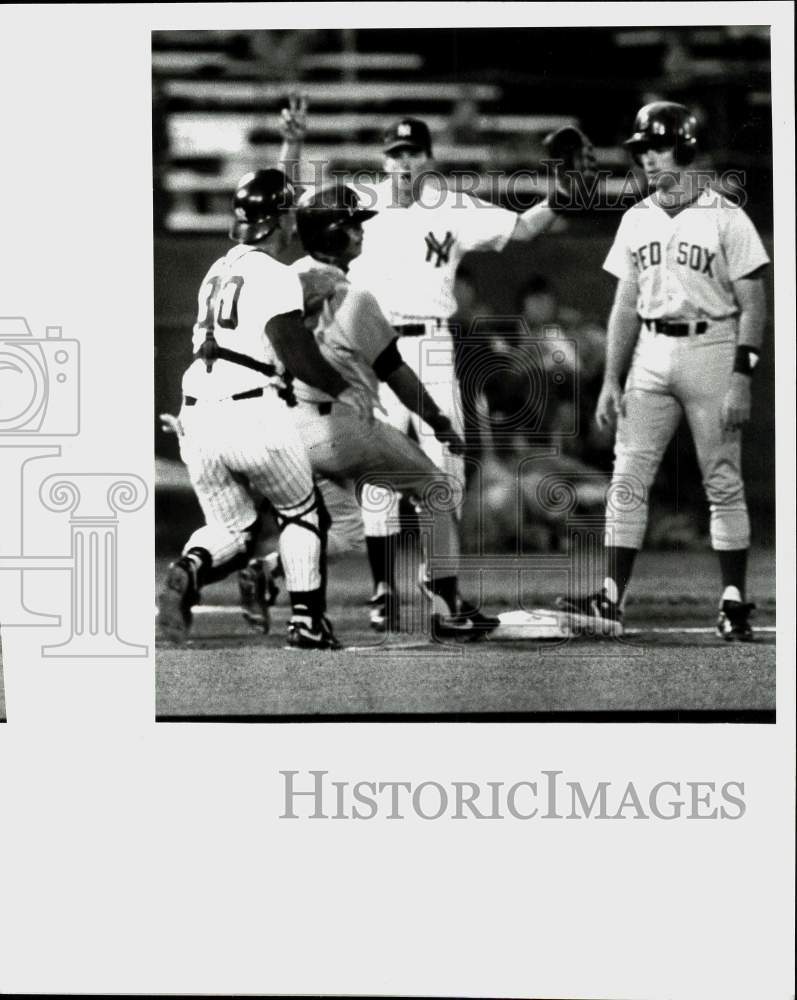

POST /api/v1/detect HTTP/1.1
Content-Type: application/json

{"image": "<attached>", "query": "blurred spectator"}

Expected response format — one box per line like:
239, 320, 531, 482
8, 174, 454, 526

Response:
453, 270, 615, 551
478, 275, 610, 460
247, 30, 323, 80
444, 96, 482, 144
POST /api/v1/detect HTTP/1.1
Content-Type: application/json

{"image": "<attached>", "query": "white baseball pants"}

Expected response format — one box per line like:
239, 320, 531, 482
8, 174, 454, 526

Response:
606, 321, 749, 552
293, 399, 461, 567
360, 325, 466, 538
178, 390, 322, 591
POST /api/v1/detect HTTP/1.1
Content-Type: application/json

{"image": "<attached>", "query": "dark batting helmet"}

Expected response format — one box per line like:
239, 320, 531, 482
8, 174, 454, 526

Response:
229, 168, 295, 243
623, 101, 698, 165
296, 181, 377, 259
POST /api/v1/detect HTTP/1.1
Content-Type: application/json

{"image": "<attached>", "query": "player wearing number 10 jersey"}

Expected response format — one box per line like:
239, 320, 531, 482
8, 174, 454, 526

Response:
157, 169, 371, 650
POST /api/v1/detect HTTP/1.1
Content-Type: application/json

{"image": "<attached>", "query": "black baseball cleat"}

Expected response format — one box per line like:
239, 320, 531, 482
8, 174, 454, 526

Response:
368, 584, 400, 632
716, 600, 756, 642
556, 589, 624, 637
432, 603, 500, 643
157, 557, 199, 642
286, 614, 341, 650
238, 558, 280, 634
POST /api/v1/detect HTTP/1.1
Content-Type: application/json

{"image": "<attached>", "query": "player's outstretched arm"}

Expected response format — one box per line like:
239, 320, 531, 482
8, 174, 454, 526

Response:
721, 271, 767, 432
596, 277, 640, 432
385, 363, 465, 455
510, 125, 599, 243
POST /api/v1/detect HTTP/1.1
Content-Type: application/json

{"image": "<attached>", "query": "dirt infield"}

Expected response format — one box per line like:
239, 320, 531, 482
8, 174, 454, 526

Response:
156, 548, 776, 721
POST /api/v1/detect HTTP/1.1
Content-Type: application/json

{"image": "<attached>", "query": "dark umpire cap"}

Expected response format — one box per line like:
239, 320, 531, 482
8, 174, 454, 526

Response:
230, 168, 295, 243
382, 117, 432, 156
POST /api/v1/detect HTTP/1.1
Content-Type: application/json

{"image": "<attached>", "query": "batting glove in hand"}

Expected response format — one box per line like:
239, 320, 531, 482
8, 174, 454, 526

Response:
337, 385, 375, 423
279, 92, 308, 142
720, 374, 752, 433
430, 414, 466, 455
544, 125, 598, 211
159, 412, 184, 437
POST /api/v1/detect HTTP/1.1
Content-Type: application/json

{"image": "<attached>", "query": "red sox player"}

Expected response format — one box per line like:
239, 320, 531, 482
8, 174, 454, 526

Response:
558, 102, 769, 640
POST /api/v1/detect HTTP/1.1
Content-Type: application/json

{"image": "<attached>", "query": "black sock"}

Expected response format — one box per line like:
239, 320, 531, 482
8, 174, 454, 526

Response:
430, 575, 458, 615
605, 546, 638, 603
290, 590, 323, 620
183, 546, 212, 588
366, 533, 398, 590
717, 549, 748, 600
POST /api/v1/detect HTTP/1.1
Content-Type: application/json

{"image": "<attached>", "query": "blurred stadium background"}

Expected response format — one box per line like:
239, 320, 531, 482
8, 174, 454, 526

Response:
152, 25, 774, 558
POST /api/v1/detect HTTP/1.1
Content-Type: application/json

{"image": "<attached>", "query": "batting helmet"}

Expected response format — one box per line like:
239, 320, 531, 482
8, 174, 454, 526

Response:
623, 101, 698, 165
229, 169, 295, 243
296, 181, 377, 259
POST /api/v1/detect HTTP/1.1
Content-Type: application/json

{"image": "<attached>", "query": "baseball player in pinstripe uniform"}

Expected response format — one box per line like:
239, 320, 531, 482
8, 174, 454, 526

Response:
557, 102, 770, 640
240, 181, 499, 640
157, 169, 371, 650
278, 108, 596, 630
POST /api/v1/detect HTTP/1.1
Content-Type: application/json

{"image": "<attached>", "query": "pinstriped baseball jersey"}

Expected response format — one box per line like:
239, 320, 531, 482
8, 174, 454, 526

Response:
604, 187, 770, 320
182, 244, 303, 400
349, 177, 517, 322
176, 243, 323, 592
291, 256, 396, 407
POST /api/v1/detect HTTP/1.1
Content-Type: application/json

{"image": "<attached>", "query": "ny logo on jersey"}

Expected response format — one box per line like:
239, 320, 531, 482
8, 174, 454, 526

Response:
425, 230, 454, 267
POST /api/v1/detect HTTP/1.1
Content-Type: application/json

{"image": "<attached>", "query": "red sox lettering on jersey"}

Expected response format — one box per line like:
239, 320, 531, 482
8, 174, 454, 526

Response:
605, 187, 768, 320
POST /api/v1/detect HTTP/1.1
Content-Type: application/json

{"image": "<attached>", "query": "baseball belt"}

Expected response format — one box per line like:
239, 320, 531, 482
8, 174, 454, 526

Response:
194, 331, 296, 406
393, 320, 451, 337
643, 318, 708, 336
183, 386, 266, 406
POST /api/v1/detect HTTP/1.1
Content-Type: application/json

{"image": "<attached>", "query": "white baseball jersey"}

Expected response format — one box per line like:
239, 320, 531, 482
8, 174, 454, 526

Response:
182, 244, 303, 400
349, 177, 517, 322
604, 187, 770, 320
291, 256, 396, 407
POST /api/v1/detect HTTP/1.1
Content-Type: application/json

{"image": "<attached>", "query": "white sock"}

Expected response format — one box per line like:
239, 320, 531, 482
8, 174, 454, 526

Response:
721, 585, 743, 605
603, 577, 619, 604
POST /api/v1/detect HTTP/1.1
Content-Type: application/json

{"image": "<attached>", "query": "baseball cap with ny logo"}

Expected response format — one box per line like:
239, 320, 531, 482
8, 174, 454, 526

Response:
383, 117, 432, 156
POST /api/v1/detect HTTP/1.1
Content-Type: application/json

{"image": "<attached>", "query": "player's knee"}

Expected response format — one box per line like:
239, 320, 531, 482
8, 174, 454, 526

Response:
612, 450, 659, 490
703, 474, 745, 508
328, 516, 366, 557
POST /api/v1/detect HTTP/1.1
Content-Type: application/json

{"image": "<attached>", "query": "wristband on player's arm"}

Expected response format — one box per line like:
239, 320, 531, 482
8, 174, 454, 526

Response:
733, 345, 761, 377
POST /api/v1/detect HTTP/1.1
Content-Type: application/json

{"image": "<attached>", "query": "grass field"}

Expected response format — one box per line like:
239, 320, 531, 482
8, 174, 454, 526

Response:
156, 547, 776, 722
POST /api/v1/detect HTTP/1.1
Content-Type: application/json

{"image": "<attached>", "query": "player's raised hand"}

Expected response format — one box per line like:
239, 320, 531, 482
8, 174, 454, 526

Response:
595, 380, 625, 431
337, 384, 375, 423
279, 92, 308, 142
720, 373, 752, 434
